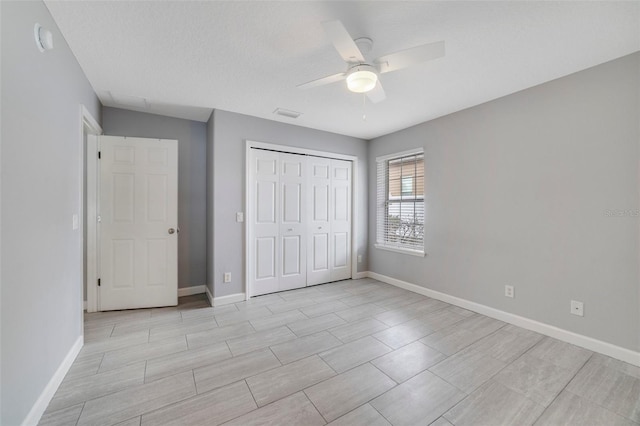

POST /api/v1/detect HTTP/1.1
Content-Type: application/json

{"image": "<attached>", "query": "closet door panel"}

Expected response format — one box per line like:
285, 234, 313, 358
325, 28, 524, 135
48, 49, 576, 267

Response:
307, 157, 332, 285
250, 149, 280, 296
279, 153, 307, 291
331, 159, 352, 281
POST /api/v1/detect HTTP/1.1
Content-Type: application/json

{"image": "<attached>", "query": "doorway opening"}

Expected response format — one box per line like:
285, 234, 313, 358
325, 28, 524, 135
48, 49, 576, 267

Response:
80, 106, 102, 315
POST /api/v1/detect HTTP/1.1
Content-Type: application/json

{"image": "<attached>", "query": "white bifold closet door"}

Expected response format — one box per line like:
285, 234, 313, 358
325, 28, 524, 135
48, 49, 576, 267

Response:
249, 148, 351, 297
307, 157, 352, 285
279, 153, 307, 292
250, 150, 307, 296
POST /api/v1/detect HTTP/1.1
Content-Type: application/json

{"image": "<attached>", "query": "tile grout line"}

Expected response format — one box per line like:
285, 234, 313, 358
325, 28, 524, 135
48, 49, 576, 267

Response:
335, 362, 399, 424
436, 335, 533, 424
462, 331, 550, 407
370, 402, 394, 425
96, 352, 107, 374
529, 352, 595, 425
243, 378, 261, 410
192, 367, 202, 395
301, 388, 330, 424
73, 401, 86, 426
135, 370, 201, 423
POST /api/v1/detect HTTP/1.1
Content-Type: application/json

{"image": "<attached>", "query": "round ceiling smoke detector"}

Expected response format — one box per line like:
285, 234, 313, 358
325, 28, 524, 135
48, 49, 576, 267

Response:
34, 24, 54, 52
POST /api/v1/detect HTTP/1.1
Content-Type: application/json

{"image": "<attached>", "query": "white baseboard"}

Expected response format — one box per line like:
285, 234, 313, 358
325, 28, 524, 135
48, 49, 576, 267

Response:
205, 285, 214, 306
178, 285, 206, 297
352, 272, 368, 280
367, 271, 640, 367
213, 292, 246, 307
22, 335, 84, 426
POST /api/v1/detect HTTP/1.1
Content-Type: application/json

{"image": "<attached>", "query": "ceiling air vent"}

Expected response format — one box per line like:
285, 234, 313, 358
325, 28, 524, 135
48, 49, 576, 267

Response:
273, 108, 302, 119
108, 91, 149, 109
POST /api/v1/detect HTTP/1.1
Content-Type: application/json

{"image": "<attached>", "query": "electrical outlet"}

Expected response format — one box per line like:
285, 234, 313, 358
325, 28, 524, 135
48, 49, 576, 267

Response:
223, 272, 231, 283
236, 212, 244, 222
504, 285, 514, 298
571, 300, 584, 316
357, 255, 362, 263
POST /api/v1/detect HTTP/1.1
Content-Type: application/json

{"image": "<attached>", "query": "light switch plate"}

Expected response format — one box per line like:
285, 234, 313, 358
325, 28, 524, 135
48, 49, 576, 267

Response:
236, 212, 244, 222
72, 214, 79, 230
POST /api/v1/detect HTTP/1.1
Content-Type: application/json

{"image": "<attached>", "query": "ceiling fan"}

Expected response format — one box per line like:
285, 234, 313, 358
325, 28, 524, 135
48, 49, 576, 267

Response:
297, 20, 445, 103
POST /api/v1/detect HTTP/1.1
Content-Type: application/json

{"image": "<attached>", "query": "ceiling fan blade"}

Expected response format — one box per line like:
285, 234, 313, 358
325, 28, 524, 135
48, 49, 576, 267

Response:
297, 72, 346, 90
375, 40, 445, 74
321, 20, 365, 64
366, 81, 386, 103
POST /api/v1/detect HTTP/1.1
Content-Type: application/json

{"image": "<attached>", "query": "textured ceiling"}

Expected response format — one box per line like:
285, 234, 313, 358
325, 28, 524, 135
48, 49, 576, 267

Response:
45, 1, 640, 139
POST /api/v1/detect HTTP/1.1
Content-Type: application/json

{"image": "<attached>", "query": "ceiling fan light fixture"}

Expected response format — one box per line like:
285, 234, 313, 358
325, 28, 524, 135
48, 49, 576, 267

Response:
346, 65, 377, 93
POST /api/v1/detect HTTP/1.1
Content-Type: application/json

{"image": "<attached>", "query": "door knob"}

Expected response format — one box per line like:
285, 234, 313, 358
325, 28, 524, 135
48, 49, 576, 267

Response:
168, 228, 176, 234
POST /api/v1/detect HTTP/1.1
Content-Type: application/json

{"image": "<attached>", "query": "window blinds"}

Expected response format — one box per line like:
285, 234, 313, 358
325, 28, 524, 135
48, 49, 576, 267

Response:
376, 151, 425, 253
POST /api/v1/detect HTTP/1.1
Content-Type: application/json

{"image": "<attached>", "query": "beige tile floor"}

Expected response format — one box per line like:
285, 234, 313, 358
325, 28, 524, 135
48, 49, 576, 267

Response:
39, 279, 640, 426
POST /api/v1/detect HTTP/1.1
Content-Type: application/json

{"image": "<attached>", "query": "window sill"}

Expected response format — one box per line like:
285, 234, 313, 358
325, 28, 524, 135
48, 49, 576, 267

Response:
375, 244, 426, 257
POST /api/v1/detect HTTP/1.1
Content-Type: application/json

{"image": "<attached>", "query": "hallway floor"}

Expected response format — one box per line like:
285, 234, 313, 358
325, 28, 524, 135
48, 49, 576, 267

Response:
39, 279, 640, 426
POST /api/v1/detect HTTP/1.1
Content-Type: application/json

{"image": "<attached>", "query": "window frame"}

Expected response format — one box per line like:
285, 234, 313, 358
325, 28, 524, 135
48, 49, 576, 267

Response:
375, 148, 426, 257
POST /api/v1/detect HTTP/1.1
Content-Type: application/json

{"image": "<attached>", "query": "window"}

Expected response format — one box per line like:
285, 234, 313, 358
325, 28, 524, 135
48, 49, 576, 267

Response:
401, 176, 413, 195
376, 149, 425, 256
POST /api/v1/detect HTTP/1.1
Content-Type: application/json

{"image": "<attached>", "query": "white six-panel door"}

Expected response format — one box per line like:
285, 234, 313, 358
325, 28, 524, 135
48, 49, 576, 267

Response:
307, 158, 352, 285
279, 153, 307, 291
250, 150, 280, 296
307, 157, 332, 285
249, 148, 352, 296
99, 136, 178, 310
330, 159, 352, 281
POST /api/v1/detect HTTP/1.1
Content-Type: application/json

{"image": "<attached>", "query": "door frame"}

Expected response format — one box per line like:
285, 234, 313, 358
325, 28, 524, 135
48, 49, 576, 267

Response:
80, 105, 102, 314
245, 140, 359, 299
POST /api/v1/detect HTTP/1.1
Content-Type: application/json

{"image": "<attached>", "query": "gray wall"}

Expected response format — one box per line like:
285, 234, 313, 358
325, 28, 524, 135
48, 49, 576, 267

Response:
102, 107, 207, 290
368, 52, 640, 352
209, 110, 368, 298
1, 1, 102, 424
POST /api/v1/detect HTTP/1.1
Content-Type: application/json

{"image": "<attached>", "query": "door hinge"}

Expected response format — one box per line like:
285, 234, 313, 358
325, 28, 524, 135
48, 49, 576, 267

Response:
98, 151, 101, 159
97, 278, 101, 287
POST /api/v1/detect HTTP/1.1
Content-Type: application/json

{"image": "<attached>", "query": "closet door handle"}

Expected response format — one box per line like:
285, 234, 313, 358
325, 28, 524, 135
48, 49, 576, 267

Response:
287, 228, 293, 232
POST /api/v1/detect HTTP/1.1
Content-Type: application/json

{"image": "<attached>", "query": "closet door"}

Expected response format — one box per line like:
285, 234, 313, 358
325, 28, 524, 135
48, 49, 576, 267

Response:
249, 148, 352, 296
331, 159, 352, 281
250, 149, 280, 296
279, 153, 307, 291
307, 157, 332, 285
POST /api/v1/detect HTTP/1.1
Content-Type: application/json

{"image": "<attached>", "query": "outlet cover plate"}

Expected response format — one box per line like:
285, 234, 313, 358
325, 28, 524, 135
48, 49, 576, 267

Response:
505, 285, 514, 298
571, 300, 584, 316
